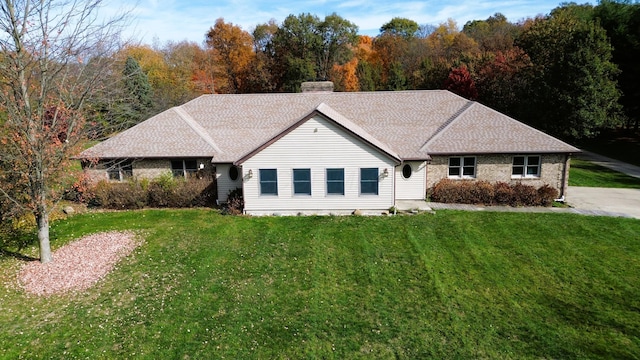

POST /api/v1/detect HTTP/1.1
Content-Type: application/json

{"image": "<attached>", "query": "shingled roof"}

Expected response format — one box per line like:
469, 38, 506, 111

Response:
80, 90, 579, 162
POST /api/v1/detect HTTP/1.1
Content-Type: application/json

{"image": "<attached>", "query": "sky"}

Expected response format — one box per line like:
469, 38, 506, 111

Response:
114, 0, 576, 45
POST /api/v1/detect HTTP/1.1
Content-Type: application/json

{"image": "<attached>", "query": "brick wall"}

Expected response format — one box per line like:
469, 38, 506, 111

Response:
427, 154, 569, 194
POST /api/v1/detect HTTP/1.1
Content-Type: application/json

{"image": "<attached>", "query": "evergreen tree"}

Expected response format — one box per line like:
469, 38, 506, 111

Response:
123, 56, 153, 111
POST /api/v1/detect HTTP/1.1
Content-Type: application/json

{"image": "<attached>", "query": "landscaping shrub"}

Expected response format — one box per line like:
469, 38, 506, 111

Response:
93, 181, 147, 209
223, 188, 244, 215
493, 182, 515, 205
512, 183, 539, 207
86, 176, 216, 210
146, 173, 178, 207
471, 180, 495, 205
429, 179, 559, 207
430, 179, 463, 203
537, 184, 560, 206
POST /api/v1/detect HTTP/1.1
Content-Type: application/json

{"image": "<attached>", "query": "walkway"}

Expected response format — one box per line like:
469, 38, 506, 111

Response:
395, 200, 636, 219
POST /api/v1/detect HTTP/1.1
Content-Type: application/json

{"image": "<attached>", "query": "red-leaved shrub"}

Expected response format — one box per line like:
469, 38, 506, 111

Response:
429, 179, 559, 207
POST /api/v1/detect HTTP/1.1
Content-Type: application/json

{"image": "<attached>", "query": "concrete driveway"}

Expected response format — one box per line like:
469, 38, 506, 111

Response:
567, 186, 640, 219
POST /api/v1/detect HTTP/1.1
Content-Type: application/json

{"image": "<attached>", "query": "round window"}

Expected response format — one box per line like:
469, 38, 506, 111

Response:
229, 166, 239, 181
402, 164, 412, 179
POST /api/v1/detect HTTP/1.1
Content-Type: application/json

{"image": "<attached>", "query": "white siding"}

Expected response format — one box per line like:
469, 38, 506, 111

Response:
395, 161, 427, 200
242, 115, 397, 214
216, 163, 243, 202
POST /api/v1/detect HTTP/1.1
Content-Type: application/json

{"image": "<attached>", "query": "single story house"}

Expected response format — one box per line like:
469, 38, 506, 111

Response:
80, 82, 579, 215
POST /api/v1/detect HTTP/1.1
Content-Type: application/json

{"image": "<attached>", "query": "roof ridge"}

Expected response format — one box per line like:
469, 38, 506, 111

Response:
172, 106, 222, 154
420, 100, 475, 153
314, 103, 401, 161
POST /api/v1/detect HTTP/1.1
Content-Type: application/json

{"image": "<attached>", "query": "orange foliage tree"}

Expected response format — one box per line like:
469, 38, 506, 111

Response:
205, 18, 255, 94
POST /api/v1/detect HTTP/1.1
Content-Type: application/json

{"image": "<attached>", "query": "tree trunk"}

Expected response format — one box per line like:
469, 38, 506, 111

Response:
36, 212, 52, 263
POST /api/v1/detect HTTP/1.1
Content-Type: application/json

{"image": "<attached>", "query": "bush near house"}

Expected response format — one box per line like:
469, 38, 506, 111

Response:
429, 179, 558, 206
81, 176, 216, 209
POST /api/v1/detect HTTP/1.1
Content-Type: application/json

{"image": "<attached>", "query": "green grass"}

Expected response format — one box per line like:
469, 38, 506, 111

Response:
569, 158, 640, 188
1, 209, 640, 359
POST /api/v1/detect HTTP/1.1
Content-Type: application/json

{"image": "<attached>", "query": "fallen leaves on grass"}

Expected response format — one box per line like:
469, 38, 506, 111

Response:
18, 231, 141, 296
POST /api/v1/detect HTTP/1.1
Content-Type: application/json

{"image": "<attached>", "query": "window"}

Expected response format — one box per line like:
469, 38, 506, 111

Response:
259, 169, 278, 195
171, 159, 198, 178
512, 155, 541, 178
360, 168, 379, 195
229, 166, 239, 181
402, 164, 412, 179
326, 168, 344, 195
448, 157, 476, 178
106, 159, 132, 181
293, 169, 311, 195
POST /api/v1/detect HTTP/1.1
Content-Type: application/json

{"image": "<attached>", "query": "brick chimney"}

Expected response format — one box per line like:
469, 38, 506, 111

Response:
301, 81, 334, 93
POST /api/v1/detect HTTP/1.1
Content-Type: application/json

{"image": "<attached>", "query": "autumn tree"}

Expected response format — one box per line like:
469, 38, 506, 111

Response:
475, 48, 533, 114
372, 33, 409, 88
463, 13, 521, 52
330, 57, 359, 91
353, 35, 379, 90
161, 41, 208, 101
444, 65, 478, 99
205, 18, 255, 93
427, 19, 480, 61
0, 0, 127, 262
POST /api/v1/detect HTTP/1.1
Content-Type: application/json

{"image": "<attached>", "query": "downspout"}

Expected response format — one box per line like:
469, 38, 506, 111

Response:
555, 153, 570, 202
393, 163, 399, 213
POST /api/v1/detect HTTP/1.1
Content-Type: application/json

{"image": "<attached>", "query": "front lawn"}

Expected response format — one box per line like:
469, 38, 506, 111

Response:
570, 158, 640, 188
1, 210, 639, 359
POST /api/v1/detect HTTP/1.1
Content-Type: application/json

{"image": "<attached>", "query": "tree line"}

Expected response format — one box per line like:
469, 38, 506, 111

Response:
99, 1, 639, 143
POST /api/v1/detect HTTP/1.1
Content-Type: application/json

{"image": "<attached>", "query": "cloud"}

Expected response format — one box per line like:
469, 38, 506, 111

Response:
113, 0, 570, 45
